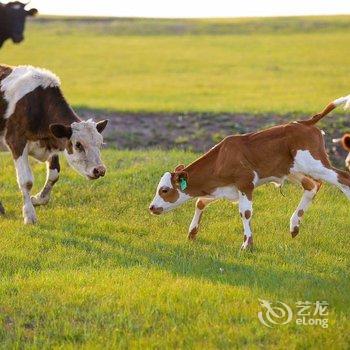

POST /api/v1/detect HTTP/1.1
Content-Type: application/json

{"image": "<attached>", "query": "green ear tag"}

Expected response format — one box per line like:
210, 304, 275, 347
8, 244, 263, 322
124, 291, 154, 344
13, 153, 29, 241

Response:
180, 178, 188, 191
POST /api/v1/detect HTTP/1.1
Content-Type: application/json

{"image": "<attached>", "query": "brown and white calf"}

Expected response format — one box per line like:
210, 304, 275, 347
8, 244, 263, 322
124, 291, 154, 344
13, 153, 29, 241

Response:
333, 133, 350, 170
150, 94, 350, 250
0, 65, 108, 224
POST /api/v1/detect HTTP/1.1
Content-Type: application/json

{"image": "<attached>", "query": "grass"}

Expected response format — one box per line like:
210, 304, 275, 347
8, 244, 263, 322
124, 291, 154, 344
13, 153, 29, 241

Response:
0, 16, 350, 113
0, 149, 349, 348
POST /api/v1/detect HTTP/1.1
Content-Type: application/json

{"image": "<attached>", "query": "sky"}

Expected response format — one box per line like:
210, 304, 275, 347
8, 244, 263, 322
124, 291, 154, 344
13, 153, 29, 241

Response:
5, 0, 350, 18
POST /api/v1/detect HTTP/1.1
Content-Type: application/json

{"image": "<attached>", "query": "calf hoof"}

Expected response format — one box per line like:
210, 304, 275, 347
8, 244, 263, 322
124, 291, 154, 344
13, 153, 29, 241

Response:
0, 202, 5, 215
188, 227, 198, 241
31, 194, 49, 207
291, 226, 299, 238
241, 235, 253, 251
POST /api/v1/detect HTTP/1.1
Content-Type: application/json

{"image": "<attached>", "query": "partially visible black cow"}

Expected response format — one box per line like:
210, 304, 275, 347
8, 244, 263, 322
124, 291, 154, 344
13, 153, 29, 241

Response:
0, 1, 37, 48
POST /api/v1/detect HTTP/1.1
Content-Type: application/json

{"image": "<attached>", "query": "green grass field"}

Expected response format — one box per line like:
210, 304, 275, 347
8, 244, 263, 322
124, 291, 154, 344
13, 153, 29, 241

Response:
0, 150, 349, 348
1, 16, 350, 348
1, 16, 350, 113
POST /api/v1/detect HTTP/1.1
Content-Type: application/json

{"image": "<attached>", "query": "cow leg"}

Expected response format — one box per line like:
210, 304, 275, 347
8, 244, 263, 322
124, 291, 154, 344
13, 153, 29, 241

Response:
289, 175, 322, 238
188, 198, 215, 240
238, 190, 253, 250
31, 155, 60, 206
13, 145, 36, 224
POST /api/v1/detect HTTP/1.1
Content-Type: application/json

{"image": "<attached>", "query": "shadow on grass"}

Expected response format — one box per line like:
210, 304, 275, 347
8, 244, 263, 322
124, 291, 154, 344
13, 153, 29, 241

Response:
13, 227, 340, 302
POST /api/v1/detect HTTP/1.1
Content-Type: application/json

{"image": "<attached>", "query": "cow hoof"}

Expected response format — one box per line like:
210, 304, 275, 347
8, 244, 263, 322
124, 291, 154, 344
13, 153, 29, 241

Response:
291, 226, 299, 238
31, 195, 49, 207
0, 202, 5, 215
23, 205, 37, 225
188, 227, 198, 241
24, 216, 37, 225
241, 236, 253, 251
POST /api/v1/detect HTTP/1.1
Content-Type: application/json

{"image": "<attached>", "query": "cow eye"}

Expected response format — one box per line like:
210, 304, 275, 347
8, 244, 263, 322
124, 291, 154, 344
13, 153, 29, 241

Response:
161, 188, 169, 194
75, 142, 84, 151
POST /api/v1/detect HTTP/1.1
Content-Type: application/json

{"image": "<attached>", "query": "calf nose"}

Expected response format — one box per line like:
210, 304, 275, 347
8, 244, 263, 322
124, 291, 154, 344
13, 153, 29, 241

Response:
149, 205, 155, 212
93, 165, 106, 178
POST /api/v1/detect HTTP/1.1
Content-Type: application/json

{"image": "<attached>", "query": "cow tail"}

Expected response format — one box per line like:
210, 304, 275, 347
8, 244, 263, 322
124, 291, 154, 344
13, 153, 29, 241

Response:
301, 94, 350, 125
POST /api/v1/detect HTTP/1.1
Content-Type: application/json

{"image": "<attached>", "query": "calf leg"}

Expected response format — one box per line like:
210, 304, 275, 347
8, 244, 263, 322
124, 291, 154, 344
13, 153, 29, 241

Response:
188, 198, 215, 240
238, 190, 253, 250
31, 155, 60, 206
13, 145, 36, 224
289, 175, 322, 237
308, 166, 350, 199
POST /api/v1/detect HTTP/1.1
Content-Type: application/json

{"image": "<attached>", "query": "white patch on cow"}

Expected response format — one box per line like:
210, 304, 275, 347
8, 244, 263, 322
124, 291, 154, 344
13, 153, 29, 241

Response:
291, 150, 350, 199
64, 120, 104, 178
290, 150, 338, 183
150, 172, 191, 212
14, 144, 36, 224
238, 191, 253, 248
211, 186, 239, 201
0, 66, 60, 119
28, 141, 53, 162
290, 187, 317, 232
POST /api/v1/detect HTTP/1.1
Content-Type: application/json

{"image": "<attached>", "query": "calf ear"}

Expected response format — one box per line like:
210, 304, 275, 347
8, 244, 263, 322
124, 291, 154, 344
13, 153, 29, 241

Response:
49, 124, 72, 139
96, 120, 108, 134
26, 8, 38, 16
342, 134, 350, 151
174, 164, 185, 172
173, 170, 188, 184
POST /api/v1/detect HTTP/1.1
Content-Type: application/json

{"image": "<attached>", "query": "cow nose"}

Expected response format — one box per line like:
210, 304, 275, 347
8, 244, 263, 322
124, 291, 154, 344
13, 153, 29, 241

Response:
93, 166, 106, 178
149, 205, 155, 212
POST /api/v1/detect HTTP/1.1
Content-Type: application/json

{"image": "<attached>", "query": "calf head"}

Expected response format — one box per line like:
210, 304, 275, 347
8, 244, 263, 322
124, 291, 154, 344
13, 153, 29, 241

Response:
50, 120, 108, 180
333, 133, 350, 170
149, 165, 191, 214
1, 2, 38, 45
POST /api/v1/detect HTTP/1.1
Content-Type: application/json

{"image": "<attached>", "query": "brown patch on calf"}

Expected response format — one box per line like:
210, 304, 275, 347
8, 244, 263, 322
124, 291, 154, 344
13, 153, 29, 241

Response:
244, 210, 251, 220
197, 200, 205, 210
301, 177, 316, 191
158, 186, 179, 203
297, 209, 304, 217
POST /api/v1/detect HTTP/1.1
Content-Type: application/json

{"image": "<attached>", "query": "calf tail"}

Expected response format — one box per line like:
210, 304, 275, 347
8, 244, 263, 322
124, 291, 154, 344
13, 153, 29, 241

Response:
301, 94, 350, 125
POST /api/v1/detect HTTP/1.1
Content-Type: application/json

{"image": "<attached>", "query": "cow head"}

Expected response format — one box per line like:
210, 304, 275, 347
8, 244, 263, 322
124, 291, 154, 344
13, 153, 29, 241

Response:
149, 165, 191, 214
50, 120, 108, 180
0, 2, 37, 45
333, 133, 350, 170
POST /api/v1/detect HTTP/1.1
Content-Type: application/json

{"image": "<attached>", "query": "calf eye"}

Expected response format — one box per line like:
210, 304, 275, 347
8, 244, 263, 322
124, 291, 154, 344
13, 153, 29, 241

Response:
75, 142, 84, 152
161, 188, 169, 194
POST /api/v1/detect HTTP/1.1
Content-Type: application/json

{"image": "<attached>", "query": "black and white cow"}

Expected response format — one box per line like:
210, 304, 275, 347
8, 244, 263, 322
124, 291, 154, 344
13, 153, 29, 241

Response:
0, 1, 37, 48
0, 65, 108, 224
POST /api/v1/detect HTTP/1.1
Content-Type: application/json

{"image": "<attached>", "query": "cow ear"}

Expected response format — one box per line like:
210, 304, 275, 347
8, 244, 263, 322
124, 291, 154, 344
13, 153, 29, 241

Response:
342, 134, 350, 151
172, 170, 188, 184
96, 120, 108, 134
49, 124, 72, 139
174, 164, 185, 172
26, 8, 38, 16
